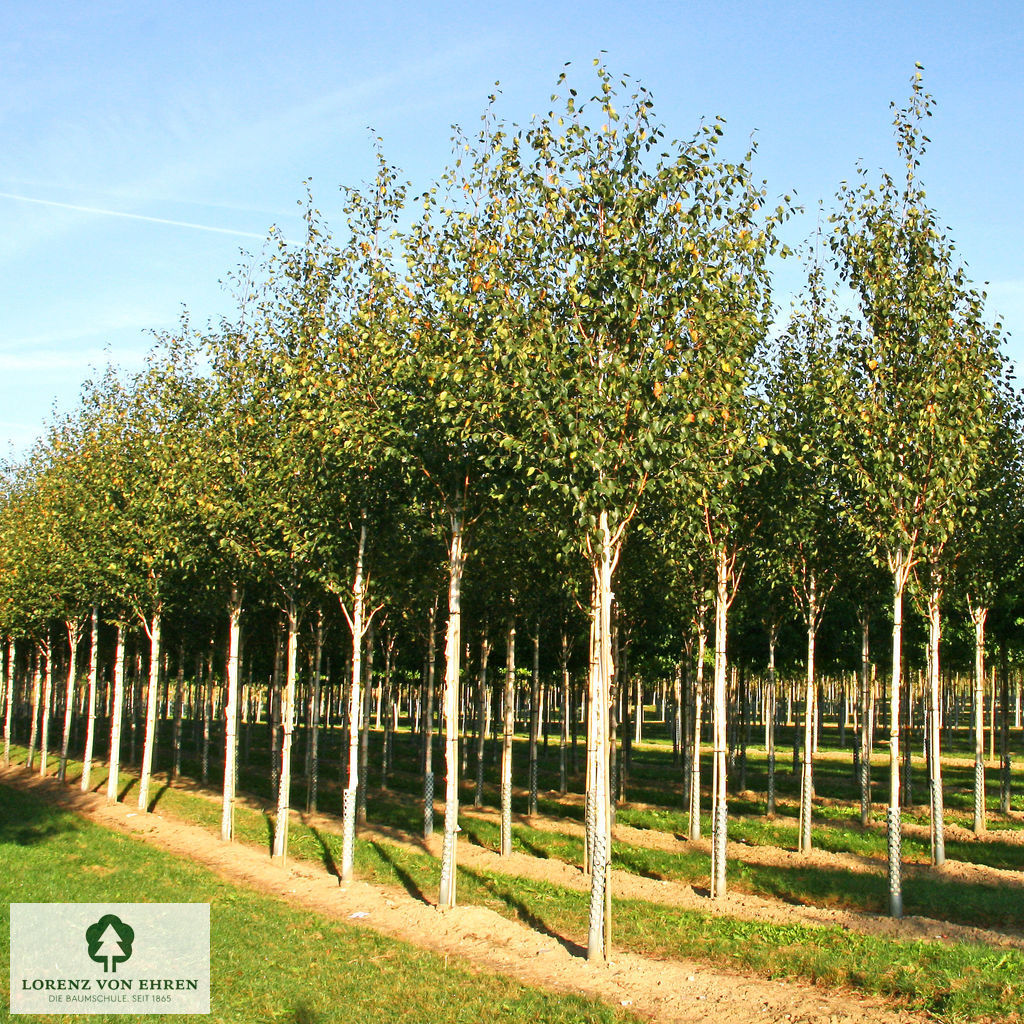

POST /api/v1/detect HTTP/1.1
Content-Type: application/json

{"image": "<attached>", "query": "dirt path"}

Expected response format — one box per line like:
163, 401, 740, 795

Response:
2, 765, 934, 1024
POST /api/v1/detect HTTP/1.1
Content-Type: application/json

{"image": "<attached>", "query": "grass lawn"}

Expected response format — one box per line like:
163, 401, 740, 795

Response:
11, 745, 1024, 1023
0, 782, 637, 1024
6, 713, 1024, 1023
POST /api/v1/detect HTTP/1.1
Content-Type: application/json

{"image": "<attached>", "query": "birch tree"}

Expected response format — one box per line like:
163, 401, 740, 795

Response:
831, 68, 1004, 914
0, 463, 59, 771
294, 159, 407, 882
198, 209, 336, 846
116, 348, 203, 813
766, 270, 855, 853
670, 189, 784, 900
954, 387, 1024, 834
30, 418, 94, 786
507, 63, 784, 955
379, 119, 519, 908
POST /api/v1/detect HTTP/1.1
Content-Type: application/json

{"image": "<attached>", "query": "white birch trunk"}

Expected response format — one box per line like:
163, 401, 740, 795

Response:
58, 618, 83, 782
106, 625, 127, 803
27, 648, 41, 770
559, 632, 570, 796
272, 598, 299, 861
887, 557, 910, 918
586, 511, 616, 962
971, 604, 988, 833
584, 593, 597, 877
438, 511, 466, 908
40, 638, 53, 777
799, 576, 817, 855
528, 625, 540, 816
926, 584, 945, 865
138, 606, 162, 810
710, 550, 729, 899
221, 584, 242, 842
500, 613, 516, 858
341, 521, 367, 881
81, 608, 100, 791
4, 637, 16, 767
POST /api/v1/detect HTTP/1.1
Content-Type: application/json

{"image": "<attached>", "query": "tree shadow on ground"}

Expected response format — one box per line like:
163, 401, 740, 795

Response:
364, 792, 425, 834
612, 844, 701, 882
148, 782, 170, 813
369, 840, 429, 903
458, 819, 497, 853
459, 866, 586, 958
514, 832, 553, 860
0, 782, 81, 846
736, 856, 1022, 929
306, 825, 340, 880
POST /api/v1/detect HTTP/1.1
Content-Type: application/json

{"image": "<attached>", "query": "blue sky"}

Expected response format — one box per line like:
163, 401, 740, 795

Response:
2, 0, 1022, 457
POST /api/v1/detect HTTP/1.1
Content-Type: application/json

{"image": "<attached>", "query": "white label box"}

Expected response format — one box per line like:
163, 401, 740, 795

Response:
10, 903, 209, 1015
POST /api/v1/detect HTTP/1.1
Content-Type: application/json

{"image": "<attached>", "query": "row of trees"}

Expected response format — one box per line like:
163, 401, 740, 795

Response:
1, 65, 1020, 958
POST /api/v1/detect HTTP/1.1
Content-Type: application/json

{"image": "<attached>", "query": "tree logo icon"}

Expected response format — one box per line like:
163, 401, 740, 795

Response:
86, 914, 135, 973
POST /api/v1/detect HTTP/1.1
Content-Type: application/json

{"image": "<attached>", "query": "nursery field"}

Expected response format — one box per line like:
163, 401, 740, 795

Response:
3, 715, 1024, 1024
4, 55, 1024, 1024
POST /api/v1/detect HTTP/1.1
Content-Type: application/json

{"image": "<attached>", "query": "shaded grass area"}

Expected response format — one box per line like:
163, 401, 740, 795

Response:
39, 706, 1024, 831
0, 783, 637, 1024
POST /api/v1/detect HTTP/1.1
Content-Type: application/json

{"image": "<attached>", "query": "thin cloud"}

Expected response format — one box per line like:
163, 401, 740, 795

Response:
0, 191, 268, 240
0, 310, 175, 353
128, 40, 506, 209
0, 346, 149, 373
0, 41, 501, 260
0, 176, 295, 221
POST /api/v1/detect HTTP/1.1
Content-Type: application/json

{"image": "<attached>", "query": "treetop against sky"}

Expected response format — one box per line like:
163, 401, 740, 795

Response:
1, 0, 1021, 457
